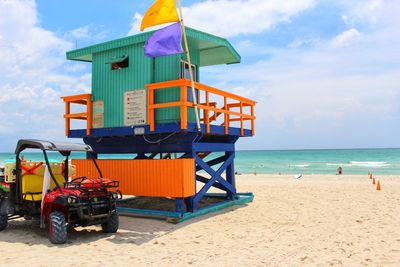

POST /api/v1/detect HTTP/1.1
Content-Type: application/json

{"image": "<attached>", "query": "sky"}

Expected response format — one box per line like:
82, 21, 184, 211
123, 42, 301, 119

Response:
0, 0, 399, 152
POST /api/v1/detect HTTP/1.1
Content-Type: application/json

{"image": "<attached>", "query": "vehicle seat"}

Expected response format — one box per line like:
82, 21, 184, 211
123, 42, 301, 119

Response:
21, 162, 69, 202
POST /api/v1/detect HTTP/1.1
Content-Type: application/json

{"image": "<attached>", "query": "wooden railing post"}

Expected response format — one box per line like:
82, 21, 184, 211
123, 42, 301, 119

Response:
251, 105, 255, 136
205, 91, 210, 133
148, 87, 155, 132
65, 101, 70, 136
240, 102, 244, 136
86, 95, 92, 136
180, 85, 188, 130
224, 97, 229, 134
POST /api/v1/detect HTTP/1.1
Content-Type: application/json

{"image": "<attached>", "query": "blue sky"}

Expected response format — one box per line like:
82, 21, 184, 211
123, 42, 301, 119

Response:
0, 0, 399, 152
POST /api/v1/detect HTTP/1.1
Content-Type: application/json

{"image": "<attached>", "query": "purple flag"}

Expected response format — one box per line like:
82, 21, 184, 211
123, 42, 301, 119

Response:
144, 22, 183, 58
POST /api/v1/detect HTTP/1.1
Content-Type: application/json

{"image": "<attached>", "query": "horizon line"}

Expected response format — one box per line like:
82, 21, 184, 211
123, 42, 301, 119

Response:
1, 147, 400, 154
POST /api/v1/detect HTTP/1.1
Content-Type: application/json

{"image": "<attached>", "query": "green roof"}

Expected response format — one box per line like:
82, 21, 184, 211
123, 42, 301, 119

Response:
66, 27, 241, 67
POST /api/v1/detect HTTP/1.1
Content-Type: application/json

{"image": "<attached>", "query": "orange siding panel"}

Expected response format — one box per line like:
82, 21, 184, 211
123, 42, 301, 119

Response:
72, 159, 195, 198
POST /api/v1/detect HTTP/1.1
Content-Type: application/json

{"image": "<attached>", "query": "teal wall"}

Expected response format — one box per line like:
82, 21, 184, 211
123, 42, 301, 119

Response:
91, 41, 200, 128
182, 42, 200, 123
92, 43, 152, 127
153, 54, 181, 123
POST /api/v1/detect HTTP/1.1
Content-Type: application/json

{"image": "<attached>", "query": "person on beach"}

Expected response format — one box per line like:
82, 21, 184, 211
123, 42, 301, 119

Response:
337, 166, 343, 175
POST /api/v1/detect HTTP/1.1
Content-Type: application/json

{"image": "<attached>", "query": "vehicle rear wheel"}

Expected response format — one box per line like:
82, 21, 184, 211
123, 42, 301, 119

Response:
101, 212, 119, 233
49, 211, 67, 244
0, 214, 7, 231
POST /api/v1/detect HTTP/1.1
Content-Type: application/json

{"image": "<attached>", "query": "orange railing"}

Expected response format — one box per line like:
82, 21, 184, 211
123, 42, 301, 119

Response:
147, 79, 256, 136
61, 94, 92, 136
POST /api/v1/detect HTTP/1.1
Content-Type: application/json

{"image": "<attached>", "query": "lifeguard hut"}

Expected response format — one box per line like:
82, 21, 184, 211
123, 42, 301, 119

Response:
61, 27, 256, 219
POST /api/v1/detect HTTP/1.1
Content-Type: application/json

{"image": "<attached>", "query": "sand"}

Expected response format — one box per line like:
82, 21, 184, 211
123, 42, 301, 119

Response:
0, 174, 399, 266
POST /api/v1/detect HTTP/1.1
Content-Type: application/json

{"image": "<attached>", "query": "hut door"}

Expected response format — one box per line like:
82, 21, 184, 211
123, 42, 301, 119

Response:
181, 61, 198, 102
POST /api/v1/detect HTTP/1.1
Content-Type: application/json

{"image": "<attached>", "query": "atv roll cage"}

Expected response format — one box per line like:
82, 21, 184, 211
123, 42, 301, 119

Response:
14, 139, 103, 203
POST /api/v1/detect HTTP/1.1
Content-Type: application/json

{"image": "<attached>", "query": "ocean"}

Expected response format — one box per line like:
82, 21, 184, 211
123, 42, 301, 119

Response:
1, 148, 399, 175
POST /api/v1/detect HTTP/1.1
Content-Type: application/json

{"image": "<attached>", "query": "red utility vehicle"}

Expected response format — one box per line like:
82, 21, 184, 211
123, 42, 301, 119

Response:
0, 139, 122, 244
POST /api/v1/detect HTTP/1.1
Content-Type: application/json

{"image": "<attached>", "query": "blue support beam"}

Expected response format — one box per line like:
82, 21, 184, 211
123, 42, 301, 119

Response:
225, 152, 235, 200
193, 143, 235, 152
192, 153, 236, 210
196, 175, 226, 191
175, 198, 186, 213
196, 155, 226, 172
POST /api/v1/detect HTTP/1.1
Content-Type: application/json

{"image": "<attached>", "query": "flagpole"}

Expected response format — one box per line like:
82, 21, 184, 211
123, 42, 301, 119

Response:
177, 0, 201, 131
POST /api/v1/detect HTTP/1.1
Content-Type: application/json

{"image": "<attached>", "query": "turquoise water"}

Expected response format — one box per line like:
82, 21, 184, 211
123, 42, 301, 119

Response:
234, 149, 400, 175
1, 149, 399, 175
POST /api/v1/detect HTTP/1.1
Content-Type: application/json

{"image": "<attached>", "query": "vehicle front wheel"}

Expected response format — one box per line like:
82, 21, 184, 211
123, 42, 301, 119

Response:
49, 211, 67, 244
101, 212, 119, 233
0, 214, 8, 231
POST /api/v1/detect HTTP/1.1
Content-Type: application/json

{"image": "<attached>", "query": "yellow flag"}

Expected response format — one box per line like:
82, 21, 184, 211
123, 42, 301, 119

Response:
141, 0, 179, 32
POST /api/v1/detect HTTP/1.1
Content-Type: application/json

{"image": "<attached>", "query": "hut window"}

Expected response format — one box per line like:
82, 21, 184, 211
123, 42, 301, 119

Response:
180, 61, 196, 81
181, 61, 198, 102
108, 55, 129, 70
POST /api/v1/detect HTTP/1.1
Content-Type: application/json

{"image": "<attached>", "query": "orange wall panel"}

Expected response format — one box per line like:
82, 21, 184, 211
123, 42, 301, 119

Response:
72, 159, 195, 198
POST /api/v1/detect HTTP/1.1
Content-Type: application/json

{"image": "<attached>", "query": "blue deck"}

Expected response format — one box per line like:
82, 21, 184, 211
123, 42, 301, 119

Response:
68, 122, 253, 139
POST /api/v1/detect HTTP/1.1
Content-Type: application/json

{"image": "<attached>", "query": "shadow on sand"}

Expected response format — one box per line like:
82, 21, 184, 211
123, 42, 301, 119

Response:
0, 204, 249, 247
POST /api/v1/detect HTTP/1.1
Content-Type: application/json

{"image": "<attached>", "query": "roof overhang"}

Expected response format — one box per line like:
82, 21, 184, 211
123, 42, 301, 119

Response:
66, 27, 240, 67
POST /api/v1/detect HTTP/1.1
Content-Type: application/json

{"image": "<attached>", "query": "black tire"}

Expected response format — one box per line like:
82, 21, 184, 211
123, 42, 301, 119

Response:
0, 196, 8, 231
101, 212, 119, 233
49, 211, 67, 244
0, 214, 7, 231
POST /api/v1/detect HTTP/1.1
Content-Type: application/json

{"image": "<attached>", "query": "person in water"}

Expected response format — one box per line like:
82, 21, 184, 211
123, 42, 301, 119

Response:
337, 166, 343, 175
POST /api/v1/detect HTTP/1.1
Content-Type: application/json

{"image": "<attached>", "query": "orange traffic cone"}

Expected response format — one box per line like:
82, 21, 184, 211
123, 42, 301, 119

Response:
376, 180, 381, 191
369, 173, 373, 179
372, 178, 376, 185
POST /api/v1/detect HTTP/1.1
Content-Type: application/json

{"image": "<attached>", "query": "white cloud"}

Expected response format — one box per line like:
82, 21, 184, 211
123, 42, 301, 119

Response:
331, 28, 362, 47
288, 37, 321, 49
129, 0, 316, 37
64, 24, 108, 42
0, 0, 91, 151
68, 25, 91, 39
0, 1, 71, 83
204, 0, 400, 149
128, 13, 144, 36
340, 0, 383, 25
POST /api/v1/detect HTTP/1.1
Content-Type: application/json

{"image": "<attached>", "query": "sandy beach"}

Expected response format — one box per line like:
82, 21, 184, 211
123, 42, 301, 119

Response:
0, 174, 399, 266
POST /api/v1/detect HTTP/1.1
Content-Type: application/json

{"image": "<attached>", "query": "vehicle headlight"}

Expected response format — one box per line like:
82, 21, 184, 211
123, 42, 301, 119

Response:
67, 196, 78, 204
112, 192, 119, 199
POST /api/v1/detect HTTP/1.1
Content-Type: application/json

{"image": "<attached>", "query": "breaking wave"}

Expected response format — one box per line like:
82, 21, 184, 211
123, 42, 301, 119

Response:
350, 161, 390, 167
290, 164, 310, 168
326, 161, 390, 168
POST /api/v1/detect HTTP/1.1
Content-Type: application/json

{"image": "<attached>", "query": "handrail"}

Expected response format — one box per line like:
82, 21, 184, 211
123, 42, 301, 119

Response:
61, 94, 92, 136
146, 79, 256, 136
